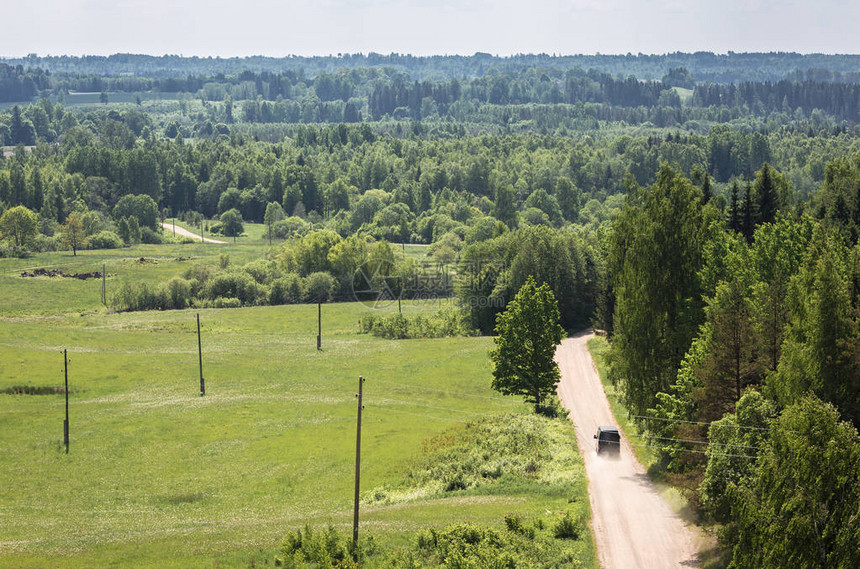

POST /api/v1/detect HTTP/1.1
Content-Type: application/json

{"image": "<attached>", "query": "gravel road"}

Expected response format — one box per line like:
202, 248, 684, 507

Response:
556, 331, 700, 569
161, 222, 226, 244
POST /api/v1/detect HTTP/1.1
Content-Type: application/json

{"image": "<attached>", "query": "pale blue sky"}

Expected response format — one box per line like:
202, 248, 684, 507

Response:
1, 0, 857, 57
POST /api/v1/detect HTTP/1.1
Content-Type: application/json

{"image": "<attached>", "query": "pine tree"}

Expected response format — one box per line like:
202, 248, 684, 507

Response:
728, 180, 741, 232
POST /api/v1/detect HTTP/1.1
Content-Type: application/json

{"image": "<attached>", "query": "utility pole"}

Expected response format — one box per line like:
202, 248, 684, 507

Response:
352, 376, 365, 556
197, 313, 205, 396
63, 349, 69, 454
317, 302, 322, 350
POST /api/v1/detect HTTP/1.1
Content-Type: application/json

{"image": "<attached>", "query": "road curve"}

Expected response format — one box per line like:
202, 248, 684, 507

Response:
556, 331, 700, 569
161, 222, 227, 244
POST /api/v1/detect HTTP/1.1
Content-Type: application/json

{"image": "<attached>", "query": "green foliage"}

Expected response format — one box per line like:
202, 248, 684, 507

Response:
728, 397, 860, 569
608, 164, 717, 419
269, 273, 305, 305
219, 208, 244, 241
0, 205, 38, 247
699, 391, 776, 524
113, 194, 159, 230
768, 226, 859, 423
276, 525, 359, 569
304, 271, 336, 301
204, 271, 260, 306
359, 307, 474, 339
490, 277, 565, 413
87, 230, 124, 250
459, 225, 600, 333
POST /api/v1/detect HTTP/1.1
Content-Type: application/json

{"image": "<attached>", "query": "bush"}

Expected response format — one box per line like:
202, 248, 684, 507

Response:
0, 244, 33, 258
29, 234, 62, 252
110, 281, 168, 312
553, 511, 583, 540
303, 271, 336, 302
269, 273, 304, 305
204, 271, 260, 305
140, 226, 163, 244
184, 264, 215, 285
87, 230, 124, 250
211, 296, 241, 309
243, 259, 280, 284
272, 216, 310, 239
164, 277, 192, 309
276, 525, 360, 568
359, 307, 474, 339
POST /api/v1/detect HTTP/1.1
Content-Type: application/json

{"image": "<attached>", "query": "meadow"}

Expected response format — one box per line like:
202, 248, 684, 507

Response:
0, 235, 594, 568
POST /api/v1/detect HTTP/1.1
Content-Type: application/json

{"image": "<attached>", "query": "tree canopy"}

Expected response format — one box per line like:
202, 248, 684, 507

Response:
489, 276, 565, 413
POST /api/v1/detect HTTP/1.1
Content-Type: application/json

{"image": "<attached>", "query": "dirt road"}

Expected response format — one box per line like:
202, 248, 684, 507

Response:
556, 331, 700, 569
161, 222, 226, 244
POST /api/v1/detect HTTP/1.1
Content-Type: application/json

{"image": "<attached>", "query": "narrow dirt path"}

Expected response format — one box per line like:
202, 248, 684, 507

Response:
556, 331, 700, 569
161, 222, 227, 244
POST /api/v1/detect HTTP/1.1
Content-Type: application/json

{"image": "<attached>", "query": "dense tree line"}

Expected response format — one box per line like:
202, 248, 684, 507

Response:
693, 80, 860, 122
6, 52, 860, 84
605, 160, 860, 566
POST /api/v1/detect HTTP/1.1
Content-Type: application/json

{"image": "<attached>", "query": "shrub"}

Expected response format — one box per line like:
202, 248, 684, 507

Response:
303, 271, 336, 302
272, 216, 310, 239
553, 511, 583, 540
359, 307, 474, 339
30, 234, 62, 252
276, 525, 359, 568
140, 226, 163, 244
204, 271, 259, 305
110, 281, 167, 312
269, 273, 304, 305
0, 244, 33, 258
164, 277, 192, 309
87, 230, 124, 250
184, 264, 215, 284
211, 296, 241, 309
243, 259, 280, 284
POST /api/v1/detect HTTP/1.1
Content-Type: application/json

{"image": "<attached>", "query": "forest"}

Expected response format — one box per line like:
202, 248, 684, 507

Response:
1, 52, 859, 567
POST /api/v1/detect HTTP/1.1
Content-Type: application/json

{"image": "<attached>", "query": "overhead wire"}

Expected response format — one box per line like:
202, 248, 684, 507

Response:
370, 377, 516, 403
632, 414, 771, 432
626, 433, 764, 451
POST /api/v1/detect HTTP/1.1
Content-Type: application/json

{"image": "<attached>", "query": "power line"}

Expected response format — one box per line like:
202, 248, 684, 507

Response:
371, 377, 514, 403
382, 406, 470, 424
633, 414, 772, 432
626, 432, 764, 451
625, 440, 759, 461
377, 397, 509, 420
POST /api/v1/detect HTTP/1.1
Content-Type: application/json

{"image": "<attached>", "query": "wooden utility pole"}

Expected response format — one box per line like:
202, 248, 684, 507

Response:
197, 313, 205, 396
317, 302, 322, 350
63, 349, 69, 454
352, 376, 365, 556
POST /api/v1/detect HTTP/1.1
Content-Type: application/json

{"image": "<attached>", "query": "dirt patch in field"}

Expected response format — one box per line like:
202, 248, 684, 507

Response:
20, 268, 110, 280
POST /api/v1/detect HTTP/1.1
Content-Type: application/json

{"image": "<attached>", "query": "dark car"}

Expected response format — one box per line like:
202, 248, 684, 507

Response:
594, 426, 620, 455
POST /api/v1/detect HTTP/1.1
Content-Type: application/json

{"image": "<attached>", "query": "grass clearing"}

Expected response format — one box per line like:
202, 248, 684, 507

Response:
0, 246, 596, 567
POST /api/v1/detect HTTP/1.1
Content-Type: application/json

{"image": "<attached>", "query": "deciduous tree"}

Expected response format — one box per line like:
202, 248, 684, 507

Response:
0, 205, 37, 247
61, 212, 86, 256
490, 276, 565, 413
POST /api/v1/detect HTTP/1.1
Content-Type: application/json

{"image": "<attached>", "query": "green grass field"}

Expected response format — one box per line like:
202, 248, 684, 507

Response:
0, 241, 595, 567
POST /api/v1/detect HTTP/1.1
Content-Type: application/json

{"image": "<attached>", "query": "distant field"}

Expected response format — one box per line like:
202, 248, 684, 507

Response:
0, 242, 594, 568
